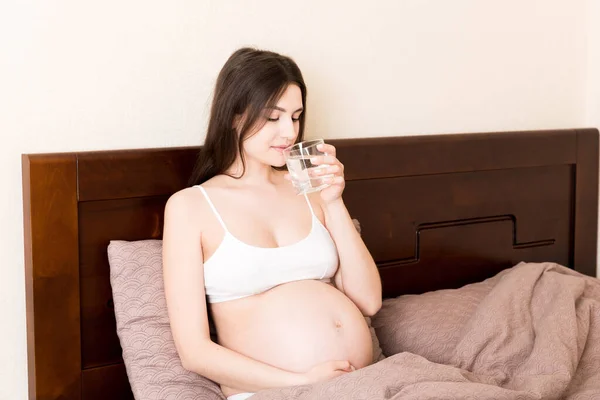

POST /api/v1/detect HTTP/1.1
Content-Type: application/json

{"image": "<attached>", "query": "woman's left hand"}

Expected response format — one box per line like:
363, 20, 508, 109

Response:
310, 143, 345, 205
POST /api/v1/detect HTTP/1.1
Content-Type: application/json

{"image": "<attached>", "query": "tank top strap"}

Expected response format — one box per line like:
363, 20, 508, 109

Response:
303, 193, 316, 217
195, 186, 228, 232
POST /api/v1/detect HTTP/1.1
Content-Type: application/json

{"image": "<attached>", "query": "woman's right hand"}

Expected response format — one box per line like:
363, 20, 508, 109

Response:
299, 360, 355, 385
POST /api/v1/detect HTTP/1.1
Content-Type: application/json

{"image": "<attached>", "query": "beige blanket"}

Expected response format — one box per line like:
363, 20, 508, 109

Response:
252, 263, 600, 399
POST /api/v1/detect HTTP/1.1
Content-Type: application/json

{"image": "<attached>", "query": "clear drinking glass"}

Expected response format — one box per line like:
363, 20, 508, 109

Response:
284, 138, 333, 195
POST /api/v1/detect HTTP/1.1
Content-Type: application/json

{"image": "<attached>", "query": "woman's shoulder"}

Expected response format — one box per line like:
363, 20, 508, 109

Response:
164, 184, 217, 225
165, 176, 233, 217
164, 187, 203, 222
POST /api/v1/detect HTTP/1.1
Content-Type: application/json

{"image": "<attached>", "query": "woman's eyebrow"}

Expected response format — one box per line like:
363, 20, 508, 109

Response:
268, 106, 304, 113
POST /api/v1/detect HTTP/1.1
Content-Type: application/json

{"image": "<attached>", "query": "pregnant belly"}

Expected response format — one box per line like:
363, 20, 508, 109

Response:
211, 280, 373, 388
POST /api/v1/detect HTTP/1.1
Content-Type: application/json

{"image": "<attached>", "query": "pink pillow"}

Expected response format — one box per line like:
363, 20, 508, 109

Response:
108, 239, 226, 400
371, 274, 500, 364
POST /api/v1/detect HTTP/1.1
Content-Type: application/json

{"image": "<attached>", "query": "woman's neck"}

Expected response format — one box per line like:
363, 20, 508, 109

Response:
226, 157, 281, 187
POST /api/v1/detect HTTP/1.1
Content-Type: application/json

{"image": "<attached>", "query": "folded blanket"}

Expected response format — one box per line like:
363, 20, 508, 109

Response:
251, 262, 600, 399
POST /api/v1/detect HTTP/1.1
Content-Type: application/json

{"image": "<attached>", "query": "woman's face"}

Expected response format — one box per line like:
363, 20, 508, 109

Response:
241, 84, 303, 168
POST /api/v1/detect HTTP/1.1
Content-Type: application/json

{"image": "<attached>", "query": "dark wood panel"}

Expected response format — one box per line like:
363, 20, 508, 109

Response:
336, 128, 576, 181
75, 129, 578, 202
78, 197, 168, 368
22, 154, 82, 400
574, 128, 599, 276
81, 364, 133, 400
378, 217, 568, 297
77, 147, 197, 201
344, 165, 573, 266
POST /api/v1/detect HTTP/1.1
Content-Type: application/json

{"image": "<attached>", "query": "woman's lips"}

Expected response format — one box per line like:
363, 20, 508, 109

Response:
271, 146, 288, 153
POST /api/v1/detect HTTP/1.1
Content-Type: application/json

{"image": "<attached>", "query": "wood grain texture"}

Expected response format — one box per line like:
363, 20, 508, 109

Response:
574, 128, 599, 276
81, 364, 133, 400
77, 147, 197, 201
78, 197, 168, 369
342, 164, 574, 297
335, 128, 577, 181
75, 128, 577, 201
22, 154, 81, 400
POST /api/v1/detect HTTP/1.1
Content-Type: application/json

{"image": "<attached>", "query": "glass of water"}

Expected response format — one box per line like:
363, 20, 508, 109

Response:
284, 139, 333, 195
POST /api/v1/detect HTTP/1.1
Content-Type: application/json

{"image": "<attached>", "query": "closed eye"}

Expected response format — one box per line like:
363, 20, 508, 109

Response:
267, 116, 301, 122
265, 106, 303, 122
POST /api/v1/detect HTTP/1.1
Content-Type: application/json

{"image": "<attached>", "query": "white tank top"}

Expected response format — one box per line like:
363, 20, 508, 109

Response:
196, 186, 339, 303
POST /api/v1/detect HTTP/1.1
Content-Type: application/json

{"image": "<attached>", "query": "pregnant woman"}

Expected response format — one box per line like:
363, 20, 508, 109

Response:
162, 47, 382, 400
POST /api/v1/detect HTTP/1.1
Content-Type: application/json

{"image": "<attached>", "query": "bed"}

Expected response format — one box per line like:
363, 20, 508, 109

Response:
22, 128, 599, 400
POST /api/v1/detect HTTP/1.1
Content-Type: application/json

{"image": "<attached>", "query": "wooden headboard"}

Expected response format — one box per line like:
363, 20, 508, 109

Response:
22, 128, 599, 400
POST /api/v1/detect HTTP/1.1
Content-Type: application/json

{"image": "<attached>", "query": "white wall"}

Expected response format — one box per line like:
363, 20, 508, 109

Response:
587, 0, 600, 129
587, 0, 600, 279
0, 1, 594, 398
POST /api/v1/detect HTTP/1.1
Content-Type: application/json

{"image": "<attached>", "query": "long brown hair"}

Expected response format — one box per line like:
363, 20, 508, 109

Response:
188, 48, 307, 186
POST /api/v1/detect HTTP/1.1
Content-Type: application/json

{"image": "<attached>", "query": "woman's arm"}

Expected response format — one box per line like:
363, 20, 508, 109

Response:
323, 199, 382, 316
310, 144, 382, 316
162, 190, 352, 392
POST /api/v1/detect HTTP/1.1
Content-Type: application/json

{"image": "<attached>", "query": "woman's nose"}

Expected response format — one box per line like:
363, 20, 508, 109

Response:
280, 118, 296, 139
